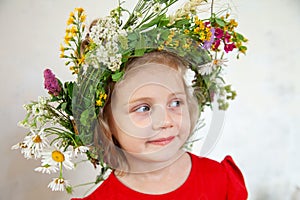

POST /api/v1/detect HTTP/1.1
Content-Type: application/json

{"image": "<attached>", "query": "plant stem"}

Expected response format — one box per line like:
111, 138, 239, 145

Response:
211, 0, 214, 16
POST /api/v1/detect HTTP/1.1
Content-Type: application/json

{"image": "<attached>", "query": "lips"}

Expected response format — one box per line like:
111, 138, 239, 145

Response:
147, 136, 175, 146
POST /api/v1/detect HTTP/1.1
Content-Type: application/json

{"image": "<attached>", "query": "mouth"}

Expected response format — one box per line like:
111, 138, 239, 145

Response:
147, 136, 175, 146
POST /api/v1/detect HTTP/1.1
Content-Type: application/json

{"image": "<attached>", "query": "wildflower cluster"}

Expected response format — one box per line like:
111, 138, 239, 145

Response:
60, 8, 87, 74
13, 68, 100, 192
88, 17, 127, 72
166, 6, 247, 109
209, 13, 248, 57
13, 0, 248, 194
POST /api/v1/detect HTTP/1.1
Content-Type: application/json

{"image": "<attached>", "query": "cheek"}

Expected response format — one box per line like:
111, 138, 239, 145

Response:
116, 130, 147, 153
178, 107, 191, 134
129, 113, 152, 128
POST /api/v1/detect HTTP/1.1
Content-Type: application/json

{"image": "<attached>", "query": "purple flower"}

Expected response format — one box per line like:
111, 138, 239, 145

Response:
203, 28, 215, 50
44, 69, 61, 96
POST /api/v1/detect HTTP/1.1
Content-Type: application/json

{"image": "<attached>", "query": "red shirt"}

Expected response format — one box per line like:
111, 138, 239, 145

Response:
72, 153, 247, 200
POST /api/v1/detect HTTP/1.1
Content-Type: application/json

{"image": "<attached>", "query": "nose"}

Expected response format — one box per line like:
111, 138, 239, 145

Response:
151, 104, 174, 130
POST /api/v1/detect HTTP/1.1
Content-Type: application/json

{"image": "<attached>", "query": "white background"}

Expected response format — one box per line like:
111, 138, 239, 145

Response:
0, 0, 299, 199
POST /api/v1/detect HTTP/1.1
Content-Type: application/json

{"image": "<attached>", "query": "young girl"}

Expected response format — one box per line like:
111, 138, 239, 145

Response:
12, 0, 248, 198
71, 51, 248, 200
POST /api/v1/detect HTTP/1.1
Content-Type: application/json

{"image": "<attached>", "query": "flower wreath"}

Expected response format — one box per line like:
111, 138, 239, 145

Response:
12, 0, 247, 193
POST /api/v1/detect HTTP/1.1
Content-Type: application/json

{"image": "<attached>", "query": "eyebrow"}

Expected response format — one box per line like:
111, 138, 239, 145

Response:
128, 97, 152, 105
128, 92, 186, 105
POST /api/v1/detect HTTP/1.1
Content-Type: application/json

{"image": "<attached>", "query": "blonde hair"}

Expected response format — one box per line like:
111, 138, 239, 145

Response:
95, 50, 200, 171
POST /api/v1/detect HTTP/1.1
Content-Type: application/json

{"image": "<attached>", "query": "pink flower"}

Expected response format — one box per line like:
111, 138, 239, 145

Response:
43, 69, 61, 96
224, 31, 231, 43
212, 39, 221, 50
224, 43, 236, 53
214, 28, 224, 39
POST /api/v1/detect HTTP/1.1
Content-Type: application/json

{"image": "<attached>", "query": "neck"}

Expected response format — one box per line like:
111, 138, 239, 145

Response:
115, 151, 192, 194
123, 149, 186, 174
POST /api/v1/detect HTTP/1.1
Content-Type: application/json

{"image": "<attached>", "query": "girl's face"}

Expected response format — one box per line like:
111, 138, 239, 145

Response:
110, 63, 191, 163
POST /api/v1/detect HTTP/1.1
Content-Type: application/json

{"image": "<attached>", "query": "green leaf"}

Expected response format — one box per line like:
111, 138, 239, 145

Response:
80, 108, 96, 127
239, 46, 247, 52
172, 18, 190, 28
67, 82, 74, 98
127, 32, 138, 41
112, 71, 124, 82
61, 102, 67, 111
235, 32, 244, 41
134, 33, 146, 56
141, 14, 166, 29
215, 18, 226, 27
157, 15, 169, 27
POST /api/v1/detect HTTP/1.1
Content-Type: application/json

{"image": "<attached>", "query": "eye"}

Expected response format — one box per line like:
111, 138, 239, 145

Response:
134, 105, 150, 113
169, 100, 181, 108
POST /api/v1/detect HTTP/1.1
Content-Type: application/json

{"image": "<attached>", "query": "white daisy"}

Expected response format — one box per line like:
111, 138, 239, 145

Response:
41, 147, 74, 170
11, 142, 32, 158
48, 178, 70, 192
35, 164, 59, 174
73, 146, 89, 158
11, 142, 27, 150
198, 59, 228, 75
23, 129, 49, 159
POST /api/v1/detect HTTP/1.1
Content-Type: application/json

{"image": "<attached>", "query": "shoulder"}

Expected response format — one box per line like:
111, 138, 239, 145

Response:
220, 155, 248, 199
190, 153, 225, 175
189, 153, 227, 187
189, 153, 248, 199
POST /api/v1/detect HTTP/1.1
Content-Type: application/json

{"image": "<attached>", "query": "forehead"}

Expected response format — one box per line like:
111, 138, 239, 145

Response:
114, 63, 185, 98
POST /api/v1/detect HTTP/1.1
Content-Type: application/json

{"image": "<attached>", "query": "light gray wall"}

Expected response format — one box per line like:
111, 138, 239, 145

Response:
1, 0, 299, 199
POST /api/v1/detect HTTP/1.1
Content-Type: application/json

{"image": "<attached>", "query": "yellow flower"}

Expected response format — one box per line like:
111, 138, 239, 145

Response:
158, 45, 164, 51
167, 35, 173, 41
199, 21, 205, 30
173, 40, 180, 47
69, 66, 79, 74
96, 100, 103, 106
70, 26, 77, 37
229, 19, 238, 28
169, 30, 175, 36
194, 16, 199, 22
77, 55, 85, 65
60, 53, 65, 58
96, 93, 107, 106
75, 7, 84, 14
59, 44, 65, 53
193, 27, 201, 34
199, 33, 206, 41
67, 14, 74, 25
183, 43, 190, 49
100, 93, 107, 100
64, 34, 72, 45
184, 29, 190, 34
69, 12, 74, 18
80, 14, 86, 22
